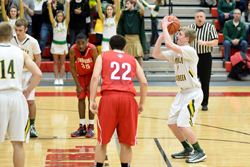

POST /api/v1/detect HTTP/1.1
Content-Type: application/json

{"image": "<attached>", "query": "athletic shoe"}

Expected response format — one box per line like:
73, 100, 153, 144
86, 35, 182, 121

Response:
59, 79, 64, 85
71, 124, 86, 137
54, 79, 59, 85
85, 124, 94, 138
171, 148, 194, 158
30, 125, 38, 137
186, 150, 207, 163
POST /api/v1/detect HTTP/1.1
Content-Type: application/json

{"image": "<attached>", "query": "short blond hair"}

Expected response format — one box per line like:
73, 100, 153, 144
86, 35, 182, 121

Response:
180, 27, 196, 44
0, 22, 13, 42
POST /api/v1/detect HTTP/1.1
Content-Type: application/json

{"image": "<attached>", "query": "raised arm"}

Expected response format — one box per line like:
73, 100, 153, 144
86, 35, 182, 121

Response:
1, 0, 8, 21
97, 0, 104, 22
19, 0, 24, 19
134, 0, 145, 16
115, 0, 120, 22
162, 16, 182, 54
47, 0, 55, 27
65, 0, 70, 27
24, 0, 34, 16
141, 0, 155, 9
152, 34, 167, 59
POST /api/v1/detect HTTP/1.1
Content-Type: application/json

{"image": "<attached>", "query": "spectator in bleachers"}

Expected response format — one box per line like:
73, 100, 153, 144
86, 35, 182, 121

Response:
236, 0, 247, 12
0, 0, 15, 22
189, 10, 218, 111
13, 0, 34, 35
117, 0, 147, 68
223, 8, 247, 67
97, 0, 120, 52
240, 1, 250, 42
142, 0, 163, 46
40, 0, 64, 57
33, 0, 46, 40
1, 0, 23, 34
69, 0, 90, 46
217, 0, 235, 33
48, 0, 70, 85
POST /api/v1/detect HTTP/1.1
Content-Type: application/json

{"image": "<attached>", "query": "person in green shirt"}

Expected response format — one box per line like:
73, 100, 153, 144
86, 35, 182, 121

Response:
217, 0, 235, 32
223, 8, 247, 67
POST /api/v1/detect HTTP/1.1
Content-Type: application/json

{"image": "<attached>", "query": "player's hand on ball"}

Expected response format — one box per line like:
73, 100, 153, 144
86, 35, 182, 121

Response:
90, 101, 98, 114
138, 104, 144, 114
162, 16, 173, 29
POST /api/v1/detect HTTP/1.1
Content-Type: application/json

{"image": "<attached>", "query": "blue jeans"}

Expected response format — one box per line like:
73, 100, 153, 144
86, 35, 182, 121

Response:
245, 24, 250, 42
151, 19, 159, 39
223, 40, 248, 61
217, 13, 234, 30
39, 23, 53, 55
26, 24, 32, 36
70, 28, 86, 46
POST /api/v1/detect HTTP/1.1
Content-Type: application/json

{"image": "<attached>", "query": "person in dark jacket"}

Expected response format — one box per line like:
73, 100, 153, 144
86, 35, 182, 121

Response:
69, 0, 90, 46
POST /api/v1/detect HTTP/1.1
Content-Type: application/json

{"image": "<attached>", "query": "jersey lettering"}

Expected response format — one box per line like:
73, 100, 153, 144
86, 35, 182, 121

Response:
0, 59, 15, 79
110, 61, 132, 80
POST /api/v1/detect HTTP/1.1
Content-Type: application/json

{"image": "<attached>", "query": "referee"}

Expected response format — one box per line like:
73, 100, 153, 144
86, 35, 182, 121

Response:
189, 10, 218, 111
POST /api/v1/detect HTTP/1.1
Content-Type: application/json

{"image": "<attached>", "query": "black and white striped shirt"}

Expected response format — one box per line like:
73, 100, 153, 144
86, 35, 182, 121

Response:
188, 22, 218, 54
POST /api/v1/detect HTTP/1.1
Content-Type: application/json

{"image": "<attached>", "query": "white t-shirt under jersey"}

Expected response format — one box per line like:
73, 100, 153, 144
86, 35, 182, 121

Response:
162, 45, 201, 89
10, 34, 41, 72
0, 43, 24, 91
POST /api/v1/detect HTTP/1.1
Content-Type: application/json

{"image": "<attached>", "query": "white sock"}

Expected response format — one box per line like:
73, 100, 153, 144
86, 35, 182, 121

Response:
89, 119, 94, 125
80, 119, 85, 126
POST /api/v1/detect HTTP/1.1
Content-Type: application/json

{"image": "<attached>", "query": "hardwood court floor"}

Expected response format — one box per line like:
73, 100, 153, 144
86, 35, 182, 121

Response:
1, 86, 250, 167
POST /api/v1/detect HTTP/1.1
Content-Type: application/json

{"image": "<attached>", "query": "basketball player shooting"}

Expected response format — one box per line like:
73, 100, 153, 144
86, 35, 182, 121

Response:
152, 16, 207, 163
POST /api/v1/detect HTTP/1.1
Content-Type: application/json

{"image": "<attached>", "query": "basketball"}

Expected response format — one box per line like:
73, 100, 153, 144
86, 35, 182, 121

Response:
161, 15, 180, 35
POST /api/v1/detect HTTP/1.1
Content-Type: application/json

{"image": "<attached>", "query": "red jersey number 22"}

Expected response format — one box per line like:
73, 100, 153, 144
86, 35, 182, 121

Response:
110, 61, 131, 80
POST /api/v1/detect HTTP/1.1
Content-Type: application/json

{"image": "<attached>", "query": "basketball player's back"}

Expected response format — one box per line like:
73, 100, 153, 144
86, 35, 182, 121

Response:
0, 43, 24, 91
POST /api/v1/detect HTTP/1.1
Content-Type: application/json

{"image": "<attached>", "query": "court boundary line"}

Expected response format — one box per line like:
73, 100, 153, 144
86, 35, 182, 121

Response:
140, 115, 250, 136
154, 138, 172, 167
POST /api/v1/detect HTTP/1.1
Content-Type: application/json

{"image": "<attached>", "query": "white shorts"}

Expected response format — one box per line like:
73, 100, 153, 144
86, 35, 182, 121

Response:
22, 71, 35, 100
167, 87, 203, 127
51, 42, 68, 55
0, 90, 30, 143
101, 41, 110, 52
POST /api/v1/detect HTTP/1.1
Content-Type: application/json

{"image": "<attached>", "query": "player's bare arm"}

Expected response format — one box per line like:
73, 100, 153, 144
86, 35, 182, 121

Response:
135, 60, 148, 114
90, 55, 103, 114
23, 52, 42, 99
92, 47, 98, 64
70, 46, 85, 97
34, 53, 41, 67
162, 16, 182, 55
152, 33, 167, 59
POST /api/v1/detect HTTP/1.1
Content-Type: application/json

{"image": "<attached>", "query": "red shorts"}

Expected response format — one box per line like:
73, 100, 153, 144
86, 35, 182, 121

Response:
77, 73, 92, 99
97, 91, 138, 146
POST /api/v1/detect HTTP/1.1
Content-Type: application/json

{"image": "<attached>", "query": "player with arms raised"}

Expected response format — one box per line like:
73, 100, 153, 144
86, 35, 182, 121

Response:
89, 35, 148, 167
153, 16, 207, 163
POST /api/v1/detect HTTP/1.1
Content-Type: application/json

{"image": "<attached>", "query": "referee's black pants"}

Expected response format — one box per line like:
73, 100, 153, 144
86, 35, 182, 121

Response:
197, 52, 212, 106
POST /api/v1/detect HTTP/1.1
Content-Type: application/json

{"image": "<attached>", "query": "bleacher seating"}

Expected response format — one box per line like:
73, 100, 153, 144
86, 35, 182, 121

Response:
214, 20, 220, 30
211, 7, 218, 18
